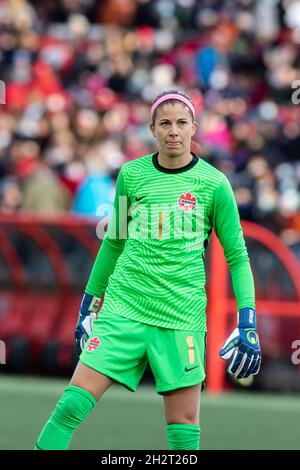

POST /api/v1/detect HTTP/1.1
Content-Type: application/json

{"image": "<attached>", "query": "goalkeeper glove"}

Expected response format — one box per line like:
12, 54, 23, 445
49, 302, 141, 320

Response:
75, 292, 101, 357
219, 307, 261, 379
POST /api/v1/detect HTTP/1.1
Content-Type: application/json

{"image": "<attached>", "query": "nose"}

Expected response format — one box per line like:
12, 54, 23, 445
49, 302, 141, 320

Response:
168, 123, 179, 136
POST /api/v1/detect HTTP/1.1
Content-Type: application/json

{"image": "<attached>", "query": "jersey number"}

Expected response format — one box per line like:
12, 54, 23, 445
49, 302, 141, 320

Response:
186, 336, 195, 364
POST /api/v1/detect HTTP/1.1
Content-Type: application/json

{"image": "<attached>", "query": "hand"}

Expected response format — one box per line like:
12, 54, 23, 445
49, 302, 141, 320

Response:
75, 293, 101, 357
219, 308, 261, 379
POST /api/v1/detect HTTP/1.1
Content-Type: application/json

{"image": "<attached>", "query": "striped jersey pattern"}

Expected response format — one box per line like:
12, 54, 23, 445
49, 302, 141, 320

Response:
87, 153, 250, 331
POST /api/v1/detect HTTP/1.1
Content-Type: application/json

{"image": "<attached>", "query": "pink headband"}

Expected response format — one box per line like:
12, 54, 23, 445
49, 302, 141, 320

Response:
151, 93, 196, 120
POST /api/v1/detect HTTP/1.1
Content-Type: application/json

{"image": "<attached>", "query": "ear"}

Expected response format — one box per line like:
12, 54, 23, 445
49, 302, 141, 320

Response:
191, 121, 197, 136
149, 123, 155, 137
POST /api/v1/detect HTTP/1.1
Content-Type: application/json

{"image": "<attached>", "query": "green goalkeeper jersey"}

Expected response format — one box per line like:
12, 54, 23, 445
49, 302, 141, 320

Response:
86, 153, 255, 331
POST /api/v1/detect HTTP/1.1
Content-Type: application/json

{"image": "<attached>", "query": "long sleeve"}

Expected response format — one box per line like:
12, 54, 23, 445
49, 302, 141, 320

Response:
212, 176, 255, 309
85, 168, 129, 297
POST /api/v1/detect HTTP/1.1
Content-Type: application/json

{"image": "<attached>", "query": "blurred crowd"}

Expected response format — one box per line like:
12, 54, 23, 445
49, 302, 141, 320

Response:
1, 0, 300, 248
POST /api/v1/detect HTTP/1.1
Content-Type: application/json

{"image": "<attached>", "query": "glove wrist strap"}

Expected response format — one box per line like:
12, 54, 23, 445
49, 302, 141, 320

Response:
80, 292, 101, 317
238, 307, 256, 329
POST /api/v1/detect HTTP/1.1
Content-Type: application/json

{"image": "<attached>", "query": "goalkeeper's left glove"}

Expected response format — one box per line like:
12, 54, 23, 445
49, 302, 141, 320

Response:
219, 307, 261, 379
75, 292, 101, 357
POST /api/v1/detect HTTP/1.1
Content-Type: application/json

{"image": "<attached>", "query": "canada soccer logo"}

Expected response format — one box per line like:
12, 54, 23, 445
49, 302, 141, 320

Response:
178, 192, 197, 212
87, 336, 101, 352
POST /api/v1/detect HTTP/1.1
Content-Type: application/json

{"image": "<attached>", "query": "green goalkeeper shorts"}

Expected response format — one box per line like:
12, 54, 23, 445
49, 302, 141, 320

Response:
79, 311, 206, 393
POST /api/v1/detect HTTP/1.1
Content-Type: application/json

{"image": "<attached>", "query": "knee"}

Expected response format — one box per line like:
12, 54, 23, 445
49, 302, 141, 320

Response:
53, 385, 97, 428
167, 415, 199, 426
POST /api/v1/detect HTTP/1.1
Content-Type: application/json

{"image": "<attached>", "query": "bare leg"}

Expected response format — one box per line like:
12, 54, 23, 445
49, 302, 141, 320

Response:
162, 384, 202, 449
163, 383, 201, 425
69, 361, 113, 401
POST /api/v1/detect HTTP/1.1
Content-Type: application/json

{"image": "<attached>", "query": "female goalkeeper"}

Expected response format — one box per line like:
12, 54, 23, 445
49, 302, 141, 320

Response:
34, 90, 261, 450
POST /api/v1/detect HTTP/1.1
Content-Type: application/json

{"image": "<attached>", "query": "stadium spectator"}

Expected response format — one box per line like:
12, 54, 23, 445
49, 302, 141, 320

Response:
72, 173, 115, 217
0, 0, 299, 251
0, 175, 22, 212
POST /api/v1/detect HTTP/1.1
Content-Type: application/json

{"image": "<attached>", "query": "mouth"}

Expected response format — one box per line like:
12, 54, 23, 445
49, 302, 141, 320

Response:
166, 142, 181, 147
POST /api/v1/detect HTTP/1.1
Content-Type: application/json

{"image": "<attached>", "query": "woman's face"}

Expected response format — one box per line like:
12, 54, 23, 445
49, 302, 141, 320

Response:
150, 102, 197, 159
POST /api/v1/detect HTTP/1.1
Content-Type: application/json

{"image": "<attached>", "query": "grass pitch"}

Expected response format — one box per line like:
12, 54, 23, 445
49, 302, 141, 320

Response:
0, 374, 299, 450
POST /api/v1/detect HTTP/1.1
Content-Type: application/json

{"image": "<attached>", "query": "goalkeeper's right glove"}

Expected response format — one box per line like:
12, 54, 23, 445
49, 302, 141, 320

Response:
219, 307, 261, 379
74, 293, 101, 357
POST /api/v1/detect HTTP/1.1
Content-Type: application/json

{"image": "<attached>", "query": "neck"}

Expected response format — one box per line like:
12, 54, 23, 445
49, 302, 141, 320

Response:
157, 152, 193, 169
